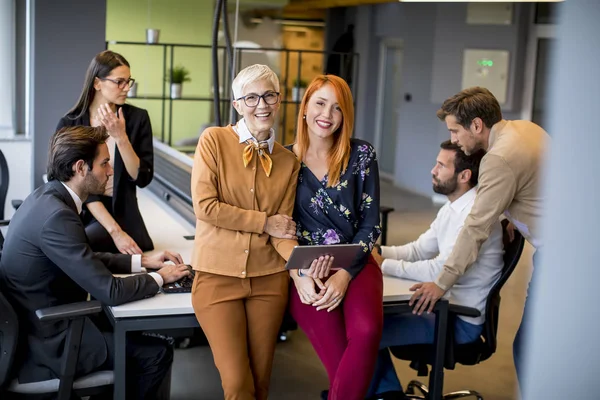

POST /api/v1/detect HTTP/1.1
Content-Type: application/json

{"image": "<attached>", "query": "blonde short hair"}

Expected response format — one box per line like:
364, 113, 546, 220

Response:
231, 64, 280, 99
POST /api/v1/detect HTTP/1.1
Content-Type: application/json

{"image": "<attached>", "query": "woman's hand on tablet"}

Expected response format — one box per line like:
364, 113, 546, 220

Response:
304, 255, 334, 279
291, 271, 325, 305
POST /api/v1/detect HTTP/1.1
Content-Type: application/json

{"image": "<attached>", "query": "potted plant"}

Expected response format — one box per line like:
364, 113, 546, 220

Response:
292, 78, 307, 102
127, 81, 138, 98
167, 65, 191, 99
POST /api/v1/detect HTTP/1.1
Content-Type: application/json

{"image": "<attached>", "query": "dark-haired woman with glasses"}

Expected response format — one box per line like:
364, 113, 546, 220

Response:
57, 50, 154, 254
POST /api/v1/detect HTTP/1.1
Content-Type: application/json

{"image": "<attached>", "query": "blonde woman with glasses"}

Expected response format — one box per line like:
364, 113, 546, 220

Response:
190, 64, 330, 400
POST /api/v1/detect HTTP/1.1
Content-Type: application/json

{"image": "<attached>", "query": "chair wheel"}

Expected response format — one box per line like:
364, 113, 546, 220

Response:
278, 331, 291, 342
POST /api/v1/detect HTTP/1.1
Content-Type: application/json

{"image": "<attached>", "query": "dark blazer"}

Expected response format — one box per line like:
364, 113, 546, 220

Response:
56, 103, 154, 251
0, 180, 160, 383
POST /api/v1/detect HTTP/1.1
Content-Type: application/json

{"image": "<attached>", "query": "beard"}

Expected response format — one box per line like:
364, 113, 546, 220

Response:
432, 174, 458, 196
83, 172, 108, 196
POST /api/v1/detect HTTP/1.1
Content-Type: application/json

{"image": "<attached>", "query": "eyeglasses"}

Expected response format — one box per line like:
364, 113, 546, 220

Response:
236, 91, 280, 107
100, 77, 136, 90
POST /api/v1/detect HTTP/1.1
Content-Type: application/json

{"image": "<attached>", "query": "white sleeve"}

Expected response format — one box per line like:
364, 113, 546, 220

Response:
381, 255, 445, 282
148, 272, 164, 289
381, 217, 440, 262
131, 254, 142, 272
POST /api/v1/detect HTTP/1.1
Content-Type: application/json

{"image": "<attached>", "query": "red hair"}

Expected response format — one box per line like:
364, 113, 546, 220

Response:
295, 75, 353, 187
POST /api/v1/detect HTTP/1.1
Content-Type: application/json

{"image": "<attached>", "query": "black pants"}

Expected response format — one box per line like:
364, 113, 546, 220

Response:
98, 332, 173, 400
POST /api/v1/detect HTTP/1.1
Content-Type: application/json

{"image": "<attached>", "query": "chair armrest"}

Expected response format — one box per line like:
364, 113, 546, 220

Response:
35, 300, 102, 322
11, 200, 23, 211
379, 206, 395, 246
448, 304, 481, 318
381, 206, 395, 215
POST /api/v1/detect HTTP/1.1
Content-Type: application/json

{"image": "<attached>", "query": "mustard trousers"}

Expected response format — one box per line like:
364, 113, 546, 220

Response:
191, 271, 289, 400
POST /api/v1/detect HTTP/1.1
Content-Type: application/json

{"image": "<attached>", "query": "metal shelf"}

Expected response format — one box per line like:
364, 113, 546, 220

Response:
107, 40, 359, 146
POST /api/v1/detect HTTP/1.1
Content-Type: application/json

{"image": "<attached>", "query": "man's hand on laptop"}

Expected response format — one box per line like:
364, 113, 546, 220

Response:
141, 251, 184, 269
156, 264, 191, 284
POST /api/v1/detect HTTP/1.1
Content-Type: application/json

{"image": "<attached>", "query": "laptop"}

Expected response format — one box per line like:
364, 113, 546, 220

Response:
162, 265, 195, 294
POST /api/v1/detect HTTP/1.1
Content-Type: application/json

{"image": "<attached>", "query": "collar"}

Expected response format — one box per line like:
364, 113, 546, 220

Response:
488, 119, 508, 151
449, 187, 477, 214
233, 118, 275, 154
60, 182, 83, 214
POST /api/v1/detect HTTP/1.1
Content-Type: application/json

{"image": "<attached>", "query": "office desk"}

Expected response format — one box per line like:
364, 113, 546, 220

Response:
106, 188, 196, 398
106, 277, 443, 398
106, 189, 448, 399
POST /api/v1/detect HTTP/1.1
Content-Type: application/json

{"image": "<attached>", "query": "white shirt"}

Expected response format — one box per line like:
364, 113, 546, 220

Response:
60, 182, 163, 287
381, 187, 504, 325
233, 118, 276, 153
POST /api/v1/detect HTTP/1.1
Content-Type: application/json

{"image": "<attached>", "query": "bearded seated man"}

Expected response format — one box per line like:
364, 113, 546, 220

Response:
366, 140, 504, 400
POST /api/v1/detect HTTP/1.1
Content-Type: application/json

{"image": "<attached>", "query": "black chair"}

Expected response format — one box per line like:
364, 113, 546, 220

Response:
380, 206, 395, 246
0, 148, 23, 254
0, 285, 114, 399
389, 220, 525, 400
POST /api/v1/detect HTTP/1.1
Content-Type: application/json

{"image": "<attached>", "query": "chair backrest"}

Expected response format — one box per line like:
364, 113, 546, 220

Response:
479, 220, 525, 359
0, 149, 9, 220
0, 284, 19, 389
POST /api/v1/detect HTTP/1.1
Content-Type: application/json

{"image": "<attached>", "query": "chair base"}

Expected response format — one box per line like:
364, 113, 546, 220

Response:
406, 380, 483, 400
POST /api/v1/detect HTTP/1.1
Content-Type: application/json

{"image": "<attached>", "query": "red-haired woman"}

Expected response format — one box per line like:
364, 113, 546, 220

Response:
287, 74, 383, 400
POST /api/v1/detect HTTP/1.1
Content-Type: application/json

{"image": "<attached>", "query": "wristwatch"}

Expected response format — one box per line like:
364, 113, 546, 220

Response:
373, 243, 382, 255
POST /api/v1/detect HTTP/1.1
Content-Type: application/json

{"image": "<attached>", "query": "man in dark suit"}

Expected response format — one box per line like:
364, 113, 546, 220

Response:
0, 126, 190, 399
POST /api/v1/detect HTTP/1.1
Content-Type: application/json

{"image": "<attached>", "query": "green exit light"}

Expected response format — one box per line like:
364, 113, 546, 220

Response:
477, 59, 494, 67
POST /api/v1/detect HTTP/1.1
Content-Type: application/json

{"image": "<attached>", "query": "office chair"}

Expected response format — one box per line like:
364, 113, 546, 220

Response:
0, 148, 24, 254
389, 220, 525, 399
0, 285, 114, 399
0, 148, 10, 221
380, 206, 395, 246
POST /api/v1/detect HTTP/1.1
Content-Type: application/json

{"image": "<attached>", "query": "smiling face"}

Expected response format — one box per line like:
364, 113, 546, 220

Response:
304, 83, 343, 141
232, 79, 280, 138
93, 65, 132, 106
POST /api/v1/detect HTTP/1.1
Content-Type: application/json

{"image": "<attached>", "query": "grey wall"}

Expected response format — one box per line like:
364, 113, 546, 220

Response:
430, 3, 530, 112
348, 2, 531, 197
31, 0, 106, 187
524, 1, 600, 397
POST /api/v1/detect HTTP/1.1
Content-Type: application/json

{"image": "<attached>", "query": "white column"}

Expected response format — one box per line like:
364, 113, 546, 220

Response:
0, 0, 15, 138
524, 0, 600, 398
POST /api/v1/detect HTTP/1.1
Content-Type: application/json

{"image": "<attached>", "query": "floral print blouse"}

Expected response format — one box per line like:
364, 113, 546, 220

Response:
287, 139, 382, 277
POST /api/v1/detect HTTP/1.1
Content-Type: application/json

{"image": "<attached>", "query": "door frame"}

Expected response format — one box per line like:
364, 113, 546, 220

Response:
374, 38, 404, 181
521, 12, 558, 121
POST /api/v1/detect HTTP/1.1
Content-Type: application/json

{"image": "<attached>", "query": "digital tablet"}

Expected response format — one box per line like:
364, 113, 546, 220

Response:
285, 244, 363, 270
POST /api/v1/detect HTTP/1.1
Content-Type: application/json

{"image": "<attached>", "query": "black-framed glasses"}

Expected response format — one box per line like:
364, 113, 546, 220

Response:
100, 77, 135, 90
236, 91, 280, 107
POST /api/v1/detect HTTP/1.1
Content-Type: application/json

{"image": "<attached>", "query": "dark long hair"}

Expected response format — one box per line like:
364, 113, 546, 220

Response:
66, 50, 130, 120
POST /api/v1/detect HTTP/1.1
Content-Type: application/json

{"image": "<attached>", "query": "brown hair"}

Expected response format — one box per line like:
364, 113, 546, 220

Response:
295, 75, 353, 187
436, 87, 502, 130
439, 140, 486, 188
47, 126, 109, 182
